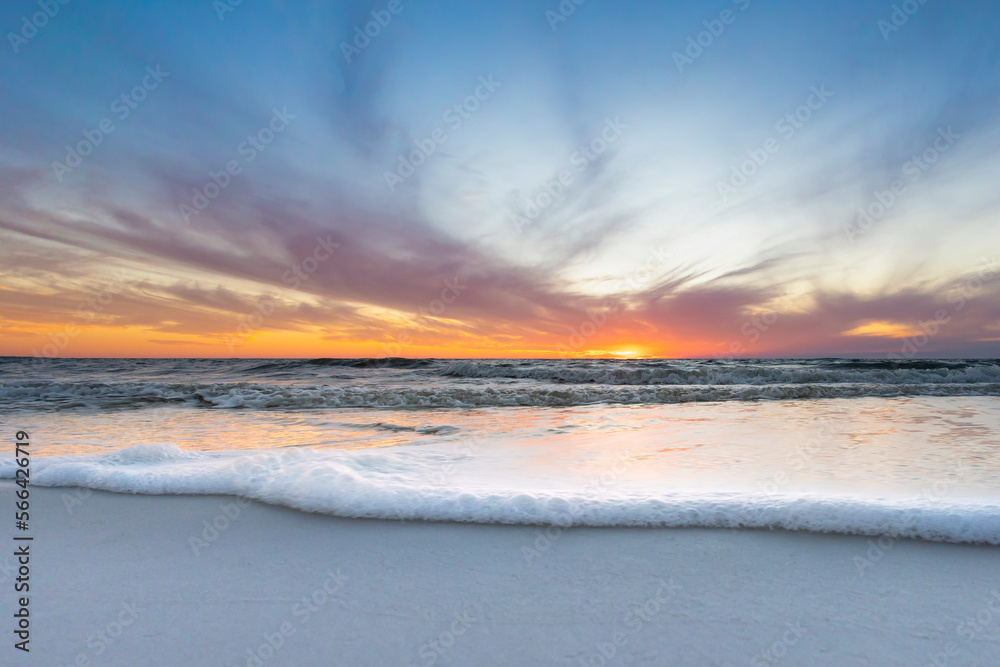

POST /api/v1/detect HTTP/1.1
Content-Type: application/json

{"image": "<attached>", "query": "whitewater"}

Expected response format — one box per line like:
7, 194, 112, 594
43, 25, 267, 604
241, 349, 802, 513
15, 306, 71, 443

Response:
2, 358, 999, 412
2, 357, 999, 544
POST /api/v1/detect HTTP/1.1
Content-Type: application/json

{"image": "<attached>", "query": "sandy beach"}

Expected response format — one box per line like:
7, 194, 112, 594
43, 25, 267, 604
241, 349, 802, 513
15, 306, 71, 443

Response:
4, 481, 999, 666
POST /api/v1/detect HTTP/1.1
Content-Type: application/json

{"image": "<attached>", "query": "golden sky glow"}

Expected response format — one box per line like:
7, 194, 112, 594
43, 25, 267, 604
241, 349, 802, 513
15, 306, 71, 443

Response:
842, 321, 921, 339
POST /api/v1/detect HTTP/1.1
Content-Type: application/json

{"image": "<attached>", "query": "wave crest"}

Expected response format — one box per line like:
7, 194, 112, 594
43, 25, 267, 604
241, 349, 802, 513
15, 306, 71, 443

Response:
2, 379, 1000, 411
4, 444, 999, 544
440, 359, 1000, 385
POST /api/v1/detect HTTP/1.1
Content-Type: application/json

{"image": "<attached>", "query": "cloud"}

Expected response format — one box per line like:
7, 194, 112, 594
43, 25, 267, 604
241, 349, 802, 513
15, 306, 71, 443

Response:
0, 0, 998, 357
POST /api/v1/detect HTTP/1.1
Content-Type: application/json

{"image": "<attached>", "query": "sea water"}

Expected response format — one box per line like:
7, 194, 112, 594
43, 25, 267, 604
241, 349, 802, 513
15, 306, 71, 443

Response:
2, 357, 999, 543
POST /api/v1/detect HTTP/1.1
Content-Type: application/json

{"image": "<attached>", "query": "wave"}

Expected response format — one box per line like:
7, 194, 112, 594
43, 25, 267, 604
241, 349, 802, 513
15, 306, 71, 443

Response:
301, 357, 435, 369
4, 443, 998, 544
5, 357, 998, 390
814, 359, 979, 371
439, 359, 1000, 385
3, 379, 1000, 411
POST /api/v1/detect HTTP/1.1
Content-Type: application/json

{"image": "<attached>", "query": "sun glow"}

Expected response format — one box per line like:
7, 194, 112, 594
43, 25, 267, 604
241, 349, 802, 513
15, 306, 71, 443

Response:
842, 321, 920, 338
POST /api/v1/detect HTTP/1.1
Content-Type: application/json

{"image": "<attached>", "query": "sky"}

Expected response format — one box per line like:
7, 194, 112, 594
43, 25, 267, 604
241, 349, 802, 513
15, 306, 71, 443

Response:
1, 0, 999, 359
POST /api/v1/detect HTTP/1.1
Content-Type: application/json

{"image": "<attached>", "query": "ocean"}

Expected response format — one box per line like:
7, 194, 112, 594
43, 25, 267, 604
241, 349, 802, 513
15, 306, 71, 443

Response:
3, 357, 1000, 543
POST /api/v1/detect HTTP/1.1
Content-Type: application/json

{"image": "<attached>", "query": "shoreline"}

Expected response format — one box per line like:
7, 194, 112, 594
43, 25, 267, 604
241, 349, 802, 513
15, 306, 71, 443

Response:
9, 440, 1000, 546
3, 482, 1000, 665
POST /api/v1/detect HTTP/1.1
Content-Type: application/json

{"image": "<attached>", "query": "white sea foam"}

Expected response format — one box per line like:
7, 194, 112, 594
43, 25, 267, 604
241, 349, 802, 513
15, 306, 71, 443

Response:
3, 380, 999, 411
5, 443, 1000, 544
440, 359, 1000, 385
5, 359, 998, 412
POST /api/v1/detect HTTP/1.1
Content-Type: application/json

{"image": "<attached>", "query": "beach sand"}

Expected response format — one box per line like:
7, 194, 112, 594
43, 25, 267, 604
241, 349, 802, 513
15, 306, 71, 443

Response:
3, 481, 999, 666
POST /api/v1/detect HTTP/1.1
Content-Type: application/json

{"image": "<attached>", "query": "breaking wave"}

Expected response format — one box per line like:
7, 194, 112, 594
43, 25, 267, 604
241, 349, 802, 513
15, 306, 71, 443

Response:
438, 359, 1000, 385
4, 443, 999, 544
2, 379, 999, 412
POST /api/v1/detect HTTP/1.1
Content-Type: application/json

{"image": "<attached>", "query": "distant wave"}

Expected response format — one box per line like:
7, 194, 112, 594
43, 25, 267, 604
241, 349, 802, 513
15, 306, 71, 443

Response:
439, 359, 1000, 385
3, 358, 998, 412
245, 358, 435, 372
4, 443, 999, 544
2, 379, 999, 412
